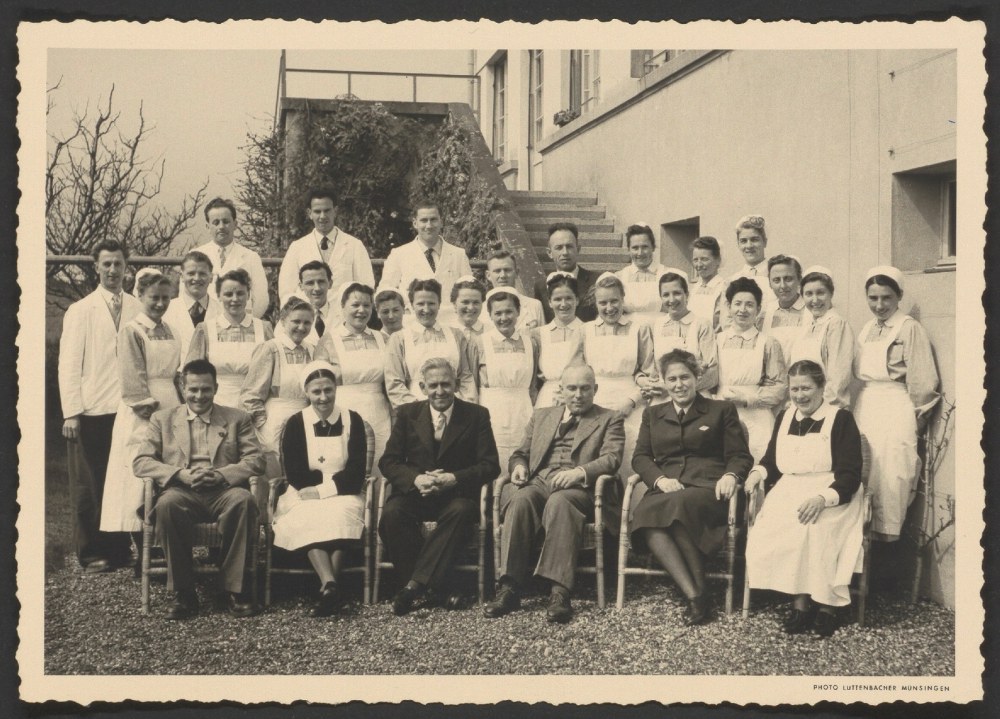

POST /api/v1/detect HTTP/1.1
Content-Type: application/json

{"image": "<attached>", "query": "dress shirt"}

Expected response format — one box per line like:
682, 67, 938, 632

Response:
432, 403, 455, 441
616, 263, 664, 282
187, 406, 214, 470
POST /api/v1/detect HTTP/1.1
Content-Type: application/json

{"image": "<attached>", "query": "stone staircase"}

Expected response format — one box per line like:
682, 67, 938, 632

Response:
508, 190, 625, 274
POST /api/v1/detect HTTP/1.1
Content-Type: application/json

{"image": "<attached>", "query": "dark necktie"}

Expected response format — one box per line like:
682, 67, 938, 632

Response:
315, 312, 326, 337
109, 293, 122, 329
677, 408, 685, 423
189, 301, 206, 326
320, 235, 330, 251
425, 248, 436, 272
558, 415, 578, 438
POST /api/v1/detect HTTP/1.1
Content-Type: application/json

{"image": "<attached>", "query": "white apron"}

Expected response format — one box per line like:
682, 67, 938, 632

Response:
688, 280, 723, 328
480, 332, 534, 470
259, 342, 311, 456
272, 408, 366, 550
330, 330, 392, 476
101, 323, 182, 532
403, 325, 461, 401
535, 322, 581, 408
745, 406, 865, 606
762, 307, 807, 364
854, 316, 918, 540
207, 317, 265, 409
619, 270, 663, 332
649, 314, 703, 406
717, 332, 774, 462
584, 321, 643, 477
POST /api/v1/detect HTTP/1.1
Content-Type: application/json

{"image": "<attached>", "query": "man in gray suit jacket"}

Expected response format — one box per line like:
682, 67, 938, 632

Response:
484, 364, 624, 623
133, 359, 265, 619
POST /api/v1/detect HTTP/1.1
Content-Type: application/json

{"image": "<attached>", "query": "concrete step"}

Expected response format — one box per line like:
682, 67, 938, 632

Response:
509, 190, 598, 206
517, 205, 608, 219
538, 260, 624, 273
524, 219, 615, 233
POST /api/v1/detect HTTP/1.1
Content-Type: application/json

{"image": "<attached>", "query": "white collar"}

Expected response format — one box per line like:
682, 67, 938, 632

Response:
742, 260, 768, 276
413, 321, 445, 335
306, 404, 341, 426
488, 326, 522, 342
729, 325, 760, 341
135, 312, 160, 330
877, 309, 905, 327
417, 237, 443, 255
672, 400, 695, 416
216, 312, 253, 329
339, 322, 374, 339
547, 317, 583, 331
210, 240, 239, 255
96, 285, 123, 303
627, 262, 662, 276
794, 401, 831, 423
179, 289, 209, 311
276, 332, 304, 351
431, 403, 454, 425
186, 405, 213, 423
661, 311, 693, 325
776, 297, 806, 312
595, 316, 629, 328
458, 319, 484, 334
312, 227, 339, 244
695, 274, 723, 288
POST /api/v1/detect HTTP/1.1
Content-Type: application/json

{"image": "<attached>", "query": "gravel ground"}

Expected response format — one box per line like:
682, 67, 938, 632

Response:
43, 553, 954, 676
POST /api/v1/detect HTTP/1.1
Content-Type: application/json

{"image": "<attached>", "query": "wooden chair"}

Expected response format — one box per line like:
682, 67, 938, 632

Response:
492, 474, 616, 609
140, 475, 268, 614
262, 419, 377, 607
615, 474, 743, 613
741, 433, 873, 625
373, 480, 492, 605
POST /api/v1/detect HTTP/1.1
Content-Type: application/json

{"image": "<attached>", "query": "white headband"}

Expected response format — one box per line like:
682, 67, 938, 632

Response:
300, 360, 340, 391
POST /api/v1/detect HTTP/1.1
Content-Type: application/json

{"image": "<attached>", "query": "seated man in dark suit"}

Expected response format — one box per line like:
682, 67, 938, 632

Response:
133, 359, 265, 619
484, 363, 624, 624
378, 357, 500, 615
533, 222, 599, 322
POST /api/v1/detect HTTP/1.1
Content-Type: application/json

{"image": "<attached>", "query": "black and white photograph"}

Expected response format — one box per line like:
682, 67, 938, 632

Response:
15, 18, 987, 706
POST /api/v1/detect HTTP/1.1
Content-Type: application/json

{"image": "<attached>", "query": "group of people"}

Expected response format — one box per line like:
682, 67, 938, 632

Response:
57, 191, 941, 636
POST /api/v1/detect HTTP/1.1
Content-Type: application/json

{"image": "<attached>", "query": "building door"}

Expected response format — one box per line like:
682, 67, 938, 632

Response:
527, 50, 544, 190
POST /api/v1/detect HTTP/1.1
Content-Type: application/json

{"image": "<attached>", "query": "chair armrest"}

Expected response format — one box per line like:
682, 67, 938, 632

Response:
142, 477, 155, 524
594, 474, 614, 531
364, 475, 377, 530
745, 484, 765, 527
479, 481, 491, 525
493, 474, 511, 529
727, 486, 740, 527
620, 474, 641, 537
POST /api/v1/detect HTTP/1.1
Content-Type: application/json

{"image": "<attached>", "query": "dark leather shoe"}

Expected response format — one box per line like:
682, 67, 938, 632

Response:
311, 582, 341, 617
226, 592, 257, 618
813, 610, 839, 638
483, 585, 520, 618
166, 590, 199, 620
83, 558, 111, 574
391, 586, 423, 616
782, 606, 817, 634
685, 593, 712, 626
546, 592, 573, 624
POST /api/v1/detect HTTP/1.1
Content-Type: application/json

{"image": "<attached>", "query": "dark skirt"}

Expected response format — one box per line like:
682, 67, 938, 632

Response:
630, 485, 728, 555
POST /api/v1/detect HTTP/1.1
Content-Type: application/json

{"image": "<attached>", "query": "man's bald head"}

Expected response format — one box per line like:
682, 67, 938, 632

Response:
559, 363, 598, 416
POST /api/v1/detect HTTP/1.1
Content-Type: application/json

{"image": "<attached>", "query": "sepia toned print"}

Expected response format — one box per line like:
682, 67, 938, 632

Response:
16, 18, 986, 706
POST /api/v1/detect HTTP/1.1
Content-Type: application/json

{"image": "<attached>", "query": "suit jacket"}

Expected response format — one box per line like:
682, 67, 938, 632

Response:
509, 404, 625, 534
535, 265, 599, 324
133, 403, 265, 489
632, 394, 752, 490
378, 398, 500, 502
58, 288, 141, 417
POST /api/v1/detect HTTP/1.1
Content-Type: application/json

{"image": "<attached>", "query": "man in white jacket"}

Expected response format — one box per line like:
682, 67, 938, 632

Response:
58, 240, 141, 572
378, 201, 473, 327
277, 188, 375, 305
194, 197, 270, 319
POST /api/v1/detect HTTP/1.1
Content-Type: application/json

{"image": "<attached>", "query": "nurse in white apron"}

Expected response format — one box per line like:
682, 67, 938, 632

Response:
241, 296, 315, 463
383, 277, 478, 409
614, 223, 666, 331
449, 275, 488, 348
101, 270, 182, 533
788, 266, 856, 410
646, 269, 718, 404
272, 361, 367, 616
716, 277, 788, 461
578, 273, 655, 476
479, 289, 539, 470
761, 255, 808, 361
374, 288, 406, 341
854, 266, 940, 542
745, 360, 865, 637
314, 282, 392, 475
533, 272, 585, 408
186, 268, 273, 408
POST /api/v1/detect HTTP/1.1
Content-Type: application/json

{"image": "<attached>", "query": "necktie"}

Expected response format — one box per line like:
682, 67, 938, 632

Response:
320, 236, 330, 251
434, 412, 447, 441
425, 248, 436, 272
315, 311, 326, 337
677, 408, 685, 423
558, 415, 578, 438
189, 301, 206, 326
109, 293, 122, 329
218, 246, 227, 267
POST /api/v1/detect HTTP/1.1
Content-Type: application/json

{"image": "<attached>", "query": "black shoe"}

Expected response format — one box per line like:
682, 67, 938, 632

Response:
226, 592, 257, 618
546, 592, 573, 624
391, 586, 423, 616
426, 589, 469, 611
483, 585, 521, 618
685, 593, 712, 626
312, 582, 341, 618
813, 610, 839, 638
166, 590, 199, 620
782, 606, 817, 634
